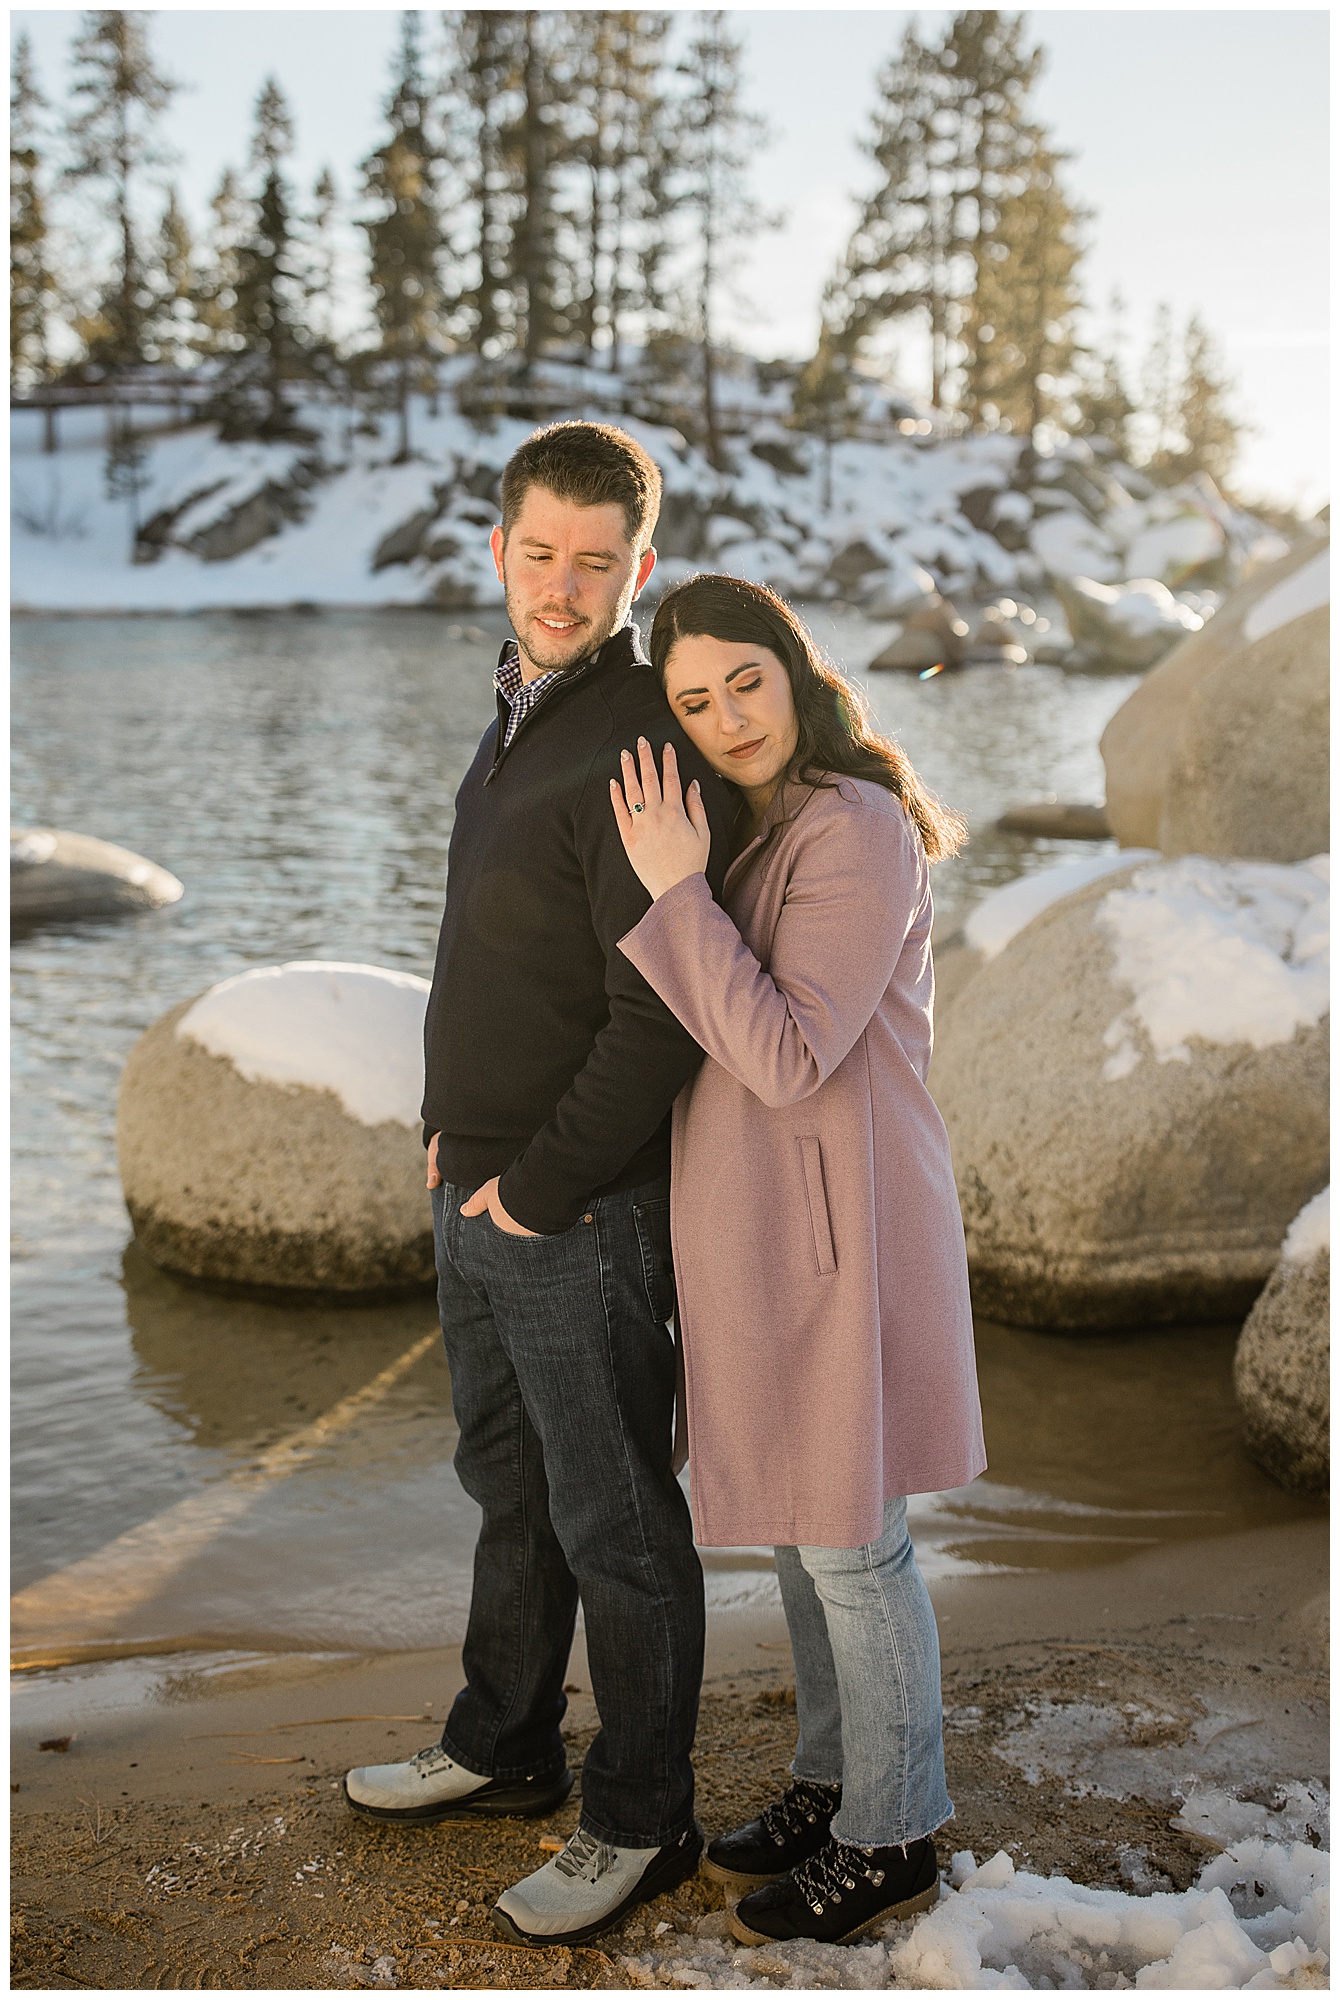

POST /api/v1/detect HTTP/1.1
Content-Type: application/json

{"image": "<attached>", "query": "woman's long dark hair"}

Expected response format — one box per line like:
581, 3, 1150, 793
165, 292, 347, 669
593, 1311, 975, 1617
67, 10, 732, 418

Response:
648, 573, 967, 862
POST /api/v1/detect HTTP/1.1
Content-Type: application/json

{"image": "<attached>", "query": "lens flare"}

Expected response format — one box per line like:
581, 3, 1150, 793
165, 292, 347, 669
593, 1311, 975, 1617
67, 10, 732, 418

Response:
918, 663, 945, 680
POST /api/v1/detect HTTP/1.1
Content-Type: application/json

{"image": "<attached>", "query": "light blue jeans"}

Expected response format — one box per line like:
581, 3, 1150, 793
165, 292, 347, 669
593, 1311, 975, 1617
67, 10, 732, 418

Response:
774, 1496, 953, 1849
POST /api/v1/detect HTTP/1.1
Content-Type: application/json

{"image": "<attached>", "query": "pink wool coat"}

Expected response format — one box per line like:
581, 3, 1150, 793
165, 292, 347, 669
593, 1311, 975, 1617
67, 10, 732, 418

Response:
619, 774, 986, 1549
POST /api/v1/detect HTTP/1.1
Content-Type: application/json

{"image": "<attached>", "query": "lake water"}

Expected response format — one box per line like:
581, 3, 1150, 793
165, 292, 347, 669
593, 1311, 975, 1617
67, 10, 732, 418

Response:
11, 609, 1321, 1664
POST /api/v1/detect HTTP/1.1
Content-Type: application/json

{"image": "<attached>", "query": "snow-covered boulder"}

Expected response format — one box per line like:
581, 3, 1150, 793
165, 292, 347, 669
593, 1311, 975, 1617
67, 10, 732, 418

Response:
931, 856, 1329, 1328
1122, 507, 1224, 584
1235, 1187, 1329, 1496
863, 551, 939, 619
932, 849, 1159, 1029
1100, 538, 1328, 855
1055, 574, 1202, 671
117, 961, 435, 1292
11, 827, 183, 927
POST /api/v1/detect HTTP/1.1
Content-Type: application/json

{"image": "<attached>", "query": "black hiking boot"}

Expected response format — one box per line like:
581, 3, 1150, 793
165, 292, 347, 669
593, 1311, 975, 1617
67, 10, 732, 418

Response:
730, 1832, 940, 1945
703, 1779, 842, 1890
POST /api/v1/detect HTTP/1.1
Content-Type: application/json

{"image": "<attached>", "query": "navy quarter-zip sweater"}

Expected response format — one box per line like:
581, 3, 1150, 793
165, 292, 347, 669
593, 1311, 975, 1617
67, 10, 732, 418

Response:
422, 621, 737, 1235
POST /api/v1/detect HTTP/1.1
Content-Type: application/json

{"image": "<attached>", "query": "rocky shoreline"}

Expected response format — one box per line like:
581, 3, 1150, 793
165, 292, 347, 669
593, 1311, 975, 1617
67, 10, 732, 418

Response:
11, 1520, 1326, 1991
12, 359, 1291, 678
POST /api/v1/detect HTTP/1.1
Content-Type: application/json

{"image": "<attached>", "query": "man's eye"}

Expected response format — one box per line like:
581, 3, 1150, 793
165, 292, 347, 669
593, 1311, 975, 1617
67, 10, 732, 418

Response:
683, 700, 709, 716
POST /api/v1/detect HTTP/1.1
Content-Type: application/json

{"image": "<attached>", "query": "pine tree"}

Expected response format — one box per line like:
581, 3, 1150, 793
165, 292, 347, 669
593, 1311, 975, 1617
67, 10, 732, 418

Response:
146, 185, 196, 368
105, 403, 150, 552
960, 136, 1086, 435
635, 42, 683, 360
233, 78, 305, 428
791, 282, 862, 510
675, 11, 770, 468
823, 11, 1043, 413
608, 14, 673, 373
64, 10, 178, 372
570, 11, 672, 368
305, 167, 341, 355
940, 11, 1041, 332
1074, 289, 1137, 454
1140, 301, 1178, 468
1159, 314, 1242, 486
824, 23, 934, 372
11, 33, 57, 393
504, 11, 577, 364
194, 167, 247, 357
442, 10, 520, 357
362, 13, 445, 457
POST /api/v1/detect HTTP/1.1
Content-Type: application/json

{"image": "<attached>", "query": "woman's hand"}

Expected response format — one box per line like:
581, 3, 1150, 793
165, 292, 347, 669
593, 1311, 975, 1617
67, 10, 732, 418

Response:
610, 739, 711, 902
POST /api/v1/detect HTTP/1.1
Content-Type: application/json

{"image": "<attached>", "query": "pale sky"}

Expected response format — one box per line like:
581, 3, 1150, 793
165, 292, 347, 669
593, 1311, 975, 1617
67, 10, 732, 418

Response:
13, 5, 1329, 510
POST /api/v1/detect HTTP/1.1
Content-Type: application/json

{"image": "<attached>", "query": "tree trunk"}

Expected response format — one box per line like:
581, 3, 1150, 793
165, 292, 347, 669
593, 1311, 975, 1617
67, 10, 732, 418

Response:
586, 160, 602, 355
519, 17, 548, 368
608, 155, 626, 373
397, 355, 411, 460
701, 224, 721, 471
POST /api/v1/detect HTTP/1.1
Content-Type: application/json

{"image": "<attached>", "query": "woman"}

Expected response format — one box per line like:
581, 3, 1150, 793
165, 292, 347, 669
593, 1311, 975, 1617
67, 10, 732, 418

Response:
609, 574, 986, 1948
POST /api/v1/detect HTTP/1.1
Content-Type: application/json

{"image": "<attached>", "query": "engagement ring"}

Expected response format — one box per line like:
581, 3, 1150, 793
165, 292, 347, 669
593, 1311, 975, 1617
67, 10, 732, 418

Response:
632, 803, 644, 813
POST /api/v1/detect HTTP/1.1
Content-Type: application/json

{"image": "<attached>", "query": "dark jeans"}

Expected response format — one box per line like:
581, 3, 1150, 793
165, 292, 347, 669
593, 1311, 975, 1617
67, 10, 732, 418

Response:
431, 1177, 704, 1847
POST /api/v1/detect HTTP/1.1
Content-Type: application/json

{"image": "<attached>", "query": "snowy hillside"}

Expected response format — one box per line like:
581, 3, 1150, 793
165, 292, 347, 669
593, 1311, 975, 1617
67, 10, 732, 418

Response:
12, 358, 1287, 656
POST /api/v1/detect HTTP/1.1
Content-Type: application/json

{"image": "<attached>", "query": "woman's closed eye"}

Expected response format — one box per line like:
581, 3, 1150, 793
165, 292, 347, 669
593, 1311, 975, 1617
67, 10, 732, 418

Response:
682, 676, 762, 717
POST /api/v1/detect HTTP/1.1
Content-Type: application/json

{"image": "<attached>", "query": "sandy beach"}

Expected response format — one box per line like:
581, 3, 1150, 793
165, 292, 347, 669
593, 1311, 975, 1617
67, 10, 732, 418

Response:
11, 1515, 1326, 1990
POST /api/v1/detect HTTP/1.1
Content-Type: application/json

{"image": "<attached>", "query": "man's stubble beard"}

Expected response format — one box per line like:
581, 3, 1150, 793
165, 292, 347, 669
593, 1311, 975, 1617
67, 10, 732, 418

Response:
503, 567, 640, 677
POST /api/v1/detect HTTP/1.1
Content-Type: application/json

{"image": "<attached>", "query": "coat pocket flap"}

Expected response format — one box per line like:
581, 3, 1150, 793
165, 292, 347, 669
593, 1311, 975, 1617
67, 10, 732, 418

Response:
799, 1136, 837, 1276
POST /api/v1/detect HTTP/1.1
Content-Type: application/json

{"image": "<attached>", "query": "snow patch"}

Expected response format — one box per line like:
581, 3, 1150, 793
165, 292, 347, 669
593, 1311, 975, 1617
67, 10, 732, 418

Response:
1172, 1783, 1330, 1855
617, 1838, 1329, 1989
1123, 511, 1224, 584
1070, 574, 1202, 639
1097, 856, 1329, 1081
1243, 551, 1330, 645
963, 852, 1158, 961
1281, 1187, 1329, 1268
1030, 510, 1120, 581
177, 961, 429, 1126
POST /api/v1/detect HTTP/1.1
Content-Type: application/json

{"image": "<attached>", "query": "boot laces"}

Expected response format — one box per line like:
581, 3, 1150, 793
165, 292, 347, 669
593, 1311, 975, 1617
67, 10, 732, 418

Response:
409, 1744, 454, 1775
554, 1827, 618, 1883
760, 1780, 841, 1849
794, 1838, 885, 1913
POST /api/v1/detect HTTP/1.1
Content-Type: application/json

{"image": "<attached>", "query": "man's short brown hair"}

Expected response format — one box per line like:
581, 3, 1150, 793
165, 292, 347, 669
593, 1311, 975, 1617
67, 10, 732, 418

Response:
500, 422, 662, 552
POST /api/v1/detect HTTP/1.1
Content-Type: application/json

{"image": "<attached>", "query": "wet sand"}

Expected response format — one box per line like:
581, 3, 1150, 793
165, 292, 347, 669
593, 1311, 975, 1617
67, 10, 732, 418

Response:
12, 1518, 1326, 1990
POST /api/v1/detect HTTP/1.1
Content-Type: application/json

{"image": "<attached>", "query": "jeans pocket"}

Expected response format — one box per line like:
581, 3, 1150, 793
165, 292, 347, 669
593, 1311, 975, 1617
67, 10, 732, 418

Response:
632, 1196, 677, 1325
798, 1136, 837, 1276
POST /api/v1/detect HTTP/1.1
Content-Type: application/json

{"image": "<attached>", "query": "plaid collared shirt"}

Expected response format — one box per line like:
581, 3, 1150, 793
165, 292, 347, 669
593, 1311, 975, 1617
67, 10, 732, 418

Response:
494, 644, 567, 751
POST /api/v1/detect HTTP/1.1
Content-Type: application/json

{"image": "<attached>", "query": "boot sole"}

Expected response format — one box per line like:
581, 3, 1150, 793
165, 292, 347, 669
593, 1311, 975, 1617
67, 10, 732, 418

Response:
490, 1832, 703, 1949
729, 1880, 938, 1946
343, 1769, 573, 1825
702, 1855, 789, 1890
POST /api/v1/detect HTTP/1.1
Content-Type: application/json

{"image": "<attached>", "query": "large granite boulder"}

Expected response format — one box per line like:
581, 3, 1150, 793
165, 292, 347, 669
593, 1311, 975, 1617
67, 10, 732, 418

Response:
12, 827, 183, 927
1100, 539, 1328, 856
868, 597, 969, 672
1234, 1189, 1329, 1496
931, 856, 1329, 1328
118, 961, 435, 1293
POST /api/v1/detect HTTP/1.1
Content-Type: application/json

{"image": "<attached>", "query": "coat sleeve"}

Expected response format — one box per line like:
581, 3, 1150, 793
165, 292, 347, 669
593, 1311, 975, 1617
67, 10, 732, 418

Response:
619, 797, 925, 1110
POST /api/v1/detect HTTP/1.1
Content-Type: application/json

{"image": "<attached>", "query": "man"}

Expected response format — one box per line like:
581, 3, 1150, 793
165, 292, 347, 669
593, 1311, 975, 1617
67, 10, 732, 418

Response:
344, 422, 735, 1947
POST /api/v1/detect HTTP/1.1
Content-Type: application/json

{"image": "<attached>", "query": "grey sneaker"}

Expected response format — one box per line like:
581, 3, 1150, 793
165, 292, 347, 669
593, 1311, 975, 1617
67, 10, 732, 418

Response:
492, 1822, 703, 1946
343, 1742, 573, 1824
